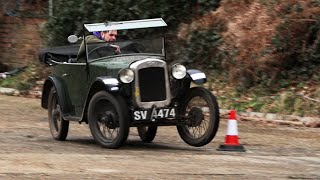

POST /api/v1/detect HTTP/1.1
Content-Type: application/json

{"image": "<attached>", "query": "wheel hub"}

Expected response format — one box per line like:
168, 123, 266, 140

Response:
52, 105, 61, 122
99, 111, 117, 129
187, 107, 204, 127
52, 109, 60, 119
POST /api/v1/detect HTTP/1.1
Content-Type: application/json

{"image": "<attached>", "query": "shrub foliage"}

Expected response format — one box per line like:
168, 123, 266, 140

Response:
44, 0, 220, 46
43, 0, 320, 93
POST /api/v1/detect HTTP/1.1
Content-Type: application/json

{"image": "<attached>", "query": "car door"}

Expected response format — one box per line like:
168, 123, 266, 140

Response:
54, 63, 88, 116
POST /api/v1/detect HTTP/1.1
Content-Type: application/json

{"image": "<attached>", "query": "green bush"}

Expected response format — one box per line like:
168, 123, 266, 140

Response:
44, 0, 220, 46
0, 63, 43, 91
270, 15, 320, 83
177, 28, 223, 70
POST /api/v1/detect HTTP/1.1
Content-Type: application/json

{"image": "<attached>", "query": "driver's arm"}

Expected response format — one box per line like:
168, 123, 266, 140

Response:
110, 44, 121, 54
77, 35, 105, 62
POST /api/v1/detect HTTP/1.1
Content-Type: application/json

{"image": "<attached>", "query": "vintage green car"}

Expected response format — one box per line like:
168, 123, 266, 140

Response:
40, 18, 220, 149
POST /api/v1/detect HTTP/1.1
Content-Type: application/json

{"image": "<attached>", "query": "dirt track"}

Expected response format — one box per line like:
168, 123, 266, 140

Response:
0, 95, 319, 179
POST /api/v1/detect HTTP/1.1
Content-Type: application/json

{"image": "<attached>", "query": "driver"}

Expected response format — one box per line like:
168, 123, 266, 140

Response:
77, 30, 121, 62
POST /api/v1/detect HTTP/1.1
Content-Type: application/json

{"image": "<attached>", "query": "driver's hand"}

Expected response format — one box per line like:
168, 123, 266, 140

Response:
110, 44, 121, 54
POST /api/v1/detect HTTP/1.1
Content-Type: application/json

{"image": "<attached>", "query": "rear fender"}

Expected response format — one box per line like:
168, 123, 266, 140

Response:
41, 76, 72, 114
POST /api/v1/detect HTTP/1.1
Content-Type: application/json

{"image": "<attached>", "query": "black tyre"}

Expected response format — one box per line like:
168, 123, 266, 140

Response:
48, 87, 69, 140
88, 91, 129, 149
177, 87, 220, 147
137, 126, 158, 143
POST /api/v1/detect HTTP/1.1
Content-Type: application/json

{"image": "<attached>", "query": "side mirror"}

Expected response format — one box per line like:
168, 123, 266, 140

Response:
67, 35, 79, 43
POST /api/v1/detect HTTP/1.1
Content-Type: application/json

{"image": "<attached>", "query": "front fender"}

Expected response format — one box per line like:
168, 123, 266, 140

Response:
41, 76, 72, 114
80, 77, 121, 123
95, 77, 120, 92
187, 69, 207, 85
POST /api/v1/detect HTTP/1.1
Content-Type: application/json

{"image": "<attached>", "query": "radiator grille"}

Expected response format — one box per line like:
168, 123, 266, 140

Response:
138, 67, 166, 102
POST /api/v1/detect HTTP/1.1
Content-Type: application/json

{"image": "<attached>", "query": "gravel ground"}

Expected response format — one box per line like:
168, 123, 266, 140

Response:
0, 95, 319, 179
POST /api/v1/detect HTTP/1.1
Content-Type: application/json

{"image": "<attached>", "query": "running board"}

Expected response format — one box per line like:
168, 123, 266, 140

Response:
63, 114, 81, 121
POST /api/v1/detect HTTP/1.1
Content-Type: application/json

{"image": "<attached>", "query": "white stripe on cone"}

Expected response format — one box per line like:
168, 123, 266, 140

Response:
226, 120, 238, 136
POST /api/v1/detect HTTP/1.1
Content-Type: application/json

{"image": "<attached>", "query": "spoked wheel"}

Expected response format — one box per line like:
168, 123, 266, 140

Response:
177, 87, 220, 147
48, 87, 69, 140
137, 126, 158, 143
88, 91, 129, 149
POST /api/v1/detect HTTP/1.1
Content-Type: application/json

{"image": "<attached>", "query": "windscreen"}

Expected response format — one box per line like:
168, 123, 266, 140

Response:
86, 37, 164, 61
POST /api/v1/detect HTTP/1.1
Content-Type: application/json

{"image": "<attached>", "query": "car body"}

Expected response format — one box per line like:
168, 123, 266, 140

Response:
40, 18, 220, 148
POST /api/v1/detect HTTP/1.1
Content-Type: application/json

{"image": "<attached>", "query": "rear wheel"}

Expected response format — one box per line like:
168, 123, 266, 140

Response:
177, 87, 220, 147
137, 126, 158, 143
48, 87, 69, 140
88, 91, 129, 149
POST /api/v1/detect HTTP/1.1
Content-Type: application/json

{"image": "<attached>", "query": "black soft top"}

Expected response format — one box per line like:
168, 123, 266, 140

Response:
39, 44, 80, 63
38, 41, 145, 64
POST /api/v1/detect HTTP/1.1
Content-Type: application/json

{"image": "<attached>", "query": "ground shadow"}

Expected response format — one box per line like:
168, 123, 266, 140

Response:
62, 137, 206, 152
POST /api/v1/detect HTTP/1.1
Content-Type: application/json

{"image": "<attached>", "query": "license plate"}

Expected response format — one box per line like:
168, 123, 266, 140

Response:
133, 108, 176, 120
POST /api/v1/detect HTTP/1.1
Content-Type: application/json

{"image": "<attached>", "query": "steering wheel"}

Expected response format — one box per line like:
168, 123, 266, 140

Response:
88, 45, 118, 59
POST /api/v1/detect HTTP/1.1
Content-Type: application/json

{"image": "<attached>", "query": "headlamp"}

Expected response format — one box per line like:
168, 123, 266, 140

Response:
172, 64, 186, 79
119, 68, 134, 83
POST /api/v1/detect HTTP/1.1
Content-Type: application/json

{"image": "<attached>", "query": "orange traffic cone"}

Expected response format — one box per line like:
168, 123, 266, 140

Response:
217, 110, 245, 152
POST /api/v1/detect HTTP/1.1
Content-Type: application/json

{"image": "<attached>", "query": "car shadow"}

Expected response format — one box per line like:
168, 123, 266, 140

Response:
123, 140, 204, 152
64, 137, 205, 152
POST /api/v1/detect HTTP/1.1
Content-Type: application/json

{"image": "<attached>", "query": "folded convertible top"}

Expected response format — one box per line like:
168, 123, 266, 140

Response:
38, 44, 80, 63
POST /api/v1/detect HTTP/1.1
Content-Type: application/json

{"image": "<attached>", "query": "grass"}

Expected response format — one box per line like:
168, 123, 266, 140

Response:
0, 63, 44, 91
207, 75, 320, 117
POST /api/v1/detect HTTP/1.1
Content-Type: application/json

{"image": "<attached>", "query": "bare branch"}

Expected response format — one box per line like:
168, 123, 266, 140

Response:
297, 94, 320, 103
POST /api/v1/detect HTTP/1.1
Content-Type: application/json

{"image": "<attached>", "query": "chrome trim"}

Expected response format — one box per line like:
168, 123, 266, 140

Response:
130, 58, 171, 109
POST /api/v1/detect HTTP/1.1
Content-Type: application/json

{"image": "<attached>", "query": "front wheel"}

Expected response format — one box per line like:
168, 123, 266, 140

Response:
177, 87, 220, 147
88, 91, 129, 149
137, 126, 158, 143
48, 87, 69, 140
